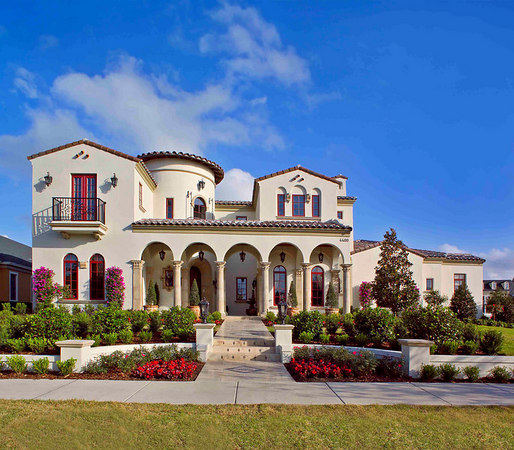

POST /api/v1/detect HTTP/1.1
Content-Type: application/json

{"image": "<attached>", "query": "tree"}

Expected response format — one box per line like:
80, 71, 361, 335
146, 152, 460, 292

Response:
424, 290, 448, 307
487, 290, 514, 322
371, 228, 420, 314
325, 282, 338, 308
146, 280, 157, 306
450, 284, 477, 321
287, 280, 298, 307
189, 279, 200, 306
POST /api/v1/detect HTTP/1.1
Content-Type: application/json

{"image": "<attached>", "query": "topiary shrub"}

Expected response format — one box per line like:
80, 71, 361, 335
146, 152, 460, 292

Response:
146, 280, 157, 306
287, 280, 298, 308
325, 282, 338, 308
189, 279, 200, 306
463, 365, 480, 382
480, 330, 504, 355
291, 311, 324, 339
450, 284, 477, 321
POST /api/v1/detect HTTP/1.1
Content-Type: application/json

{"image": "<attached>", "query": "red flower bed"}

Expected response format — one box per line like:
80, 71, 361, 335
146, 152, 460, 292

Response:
290, 358, 352, 379
133, 358, 198, 380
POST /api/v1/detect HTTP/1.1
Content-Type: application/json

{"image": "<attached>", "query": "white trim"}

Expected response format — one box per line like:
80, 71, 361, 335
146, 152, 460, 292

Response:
9, 271, 18, 302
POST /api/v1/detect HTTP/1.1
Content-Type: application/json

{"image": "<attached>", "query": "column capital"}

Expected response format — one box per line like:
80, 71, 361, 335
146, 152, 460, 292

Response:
330, 269, 340, 275
130, 259, 145, 269
341, 263, 352, 271
301, 263, 311, 270
295, 268, 303, 276
172, 260, 183, 269
215, 261, 226, 268
260, 261, 271, 269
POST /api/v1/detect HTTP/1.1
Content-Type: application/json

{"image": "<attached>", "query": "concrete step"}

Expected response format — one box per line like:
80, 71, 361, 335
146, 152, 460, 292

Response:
208, 351, 281, 362
214, 339, 272, 347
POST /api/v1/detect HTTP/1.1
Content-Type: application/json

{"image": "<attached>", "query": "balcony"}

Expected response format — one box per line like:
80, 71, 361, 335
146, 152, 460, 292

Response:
50, 197, 107, 240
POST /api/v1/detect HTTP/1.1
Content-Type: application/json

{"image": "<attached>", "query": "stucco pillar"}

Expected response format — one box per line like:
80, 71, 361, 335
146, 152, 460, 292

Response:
181, 267, 189, 308
130, 260, 145, 310
295, 268, 303, 310
341, 264, 351, 314
172, 260, 182, 308
302, 263, 311, 311
260, 262, 271, 314
398, 339, 434, 378
216, 261, 226, 316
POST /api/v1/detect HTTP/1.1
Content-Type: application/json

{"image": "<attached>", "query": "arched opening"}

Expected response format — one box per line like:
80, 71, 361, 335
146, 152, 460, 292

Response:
141, 242, 174, 308
194, 197, 206, 219
309, 244, 345, 310
182, 243, 216, 312
311, 266, 324, 307
90, 254, 105, 300
273, 265, 287, 305
63, 253, 79, 299
190, 266, 202, 295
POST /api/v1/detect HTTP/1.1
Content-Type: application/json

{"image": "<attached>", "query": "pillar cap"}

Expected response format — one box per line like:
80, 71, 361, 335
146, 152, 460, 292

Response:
273, 324, 294, 331
193, 323, 216, 330
55, 339, 95, 348
397, 339, 434, 347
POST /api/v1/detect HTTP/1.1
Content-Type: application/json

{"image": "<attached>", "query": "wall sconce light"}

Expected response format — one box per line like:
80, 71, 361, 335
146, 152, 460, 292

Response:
198, 179, 206, 190
306, 194, 311, 203
44, 172, 53, 186
199, 250, 205, 261
280, 250, 286, 263
159, 249, 166, 261
318, 252, 324, 263
111, 173, 118, 188
240, 247, 246, 262
286, 193, 291, 202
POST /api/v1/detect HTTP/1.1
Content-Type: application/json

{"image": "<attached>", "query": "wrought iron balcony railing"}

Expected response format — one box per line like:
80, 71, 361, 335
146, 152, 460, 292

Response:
52, 197, 106, 224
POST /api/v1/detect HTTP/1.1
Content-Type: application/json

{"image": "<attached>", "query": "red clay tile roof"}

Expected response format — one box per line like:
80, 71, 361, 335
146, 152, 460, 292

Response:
215, 200, 253, 206
352, 239, 485, 263
255, 165, 342, 186
138, 151, 224, 184
132, 218, 352, 231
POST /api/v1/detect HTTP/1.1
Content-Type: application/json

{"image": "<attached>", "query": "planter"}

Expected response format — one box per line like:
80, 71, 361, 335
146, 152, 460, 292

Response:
144, 304, 158, 312
288, 307, 299, 316
188, 305, 201, 318
325, 307, 339, 315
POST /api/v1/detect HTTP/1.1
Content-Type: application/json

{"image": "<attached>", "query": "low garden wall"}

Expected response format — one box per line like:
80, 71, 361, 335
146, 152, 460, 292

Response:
429, 354, 514, 378
0, 353, 60, 372
298, 344, 401, 360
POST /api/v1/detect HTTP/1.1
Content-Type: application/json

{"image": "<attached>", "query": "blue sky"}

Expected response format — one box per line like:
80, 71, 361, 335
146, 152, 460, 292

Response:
0, 1, 512, 278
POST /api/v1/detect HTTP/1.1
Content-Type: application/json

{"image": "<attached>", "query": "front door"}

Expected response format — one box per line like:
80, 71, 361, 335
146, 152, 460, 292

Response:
72, 174, 97, 221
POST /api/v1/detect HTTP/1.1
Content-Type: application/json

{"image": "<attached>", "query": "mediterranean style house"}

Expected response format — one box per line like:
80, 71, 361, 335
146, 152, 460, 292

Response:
28, 139, 485, 315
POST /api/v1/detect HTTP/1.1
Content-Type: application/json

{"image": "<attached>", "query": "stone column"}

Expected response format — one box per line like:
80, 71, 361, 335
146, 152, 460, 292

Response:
216, 261, 226, 316
130, 260, 145, 310
341, 264, 351, 313
260, 262, 271, 314
295, 268, 303, 310
172, 260, 182, 308
302, 263, 311, 311
398, 339, 434, 378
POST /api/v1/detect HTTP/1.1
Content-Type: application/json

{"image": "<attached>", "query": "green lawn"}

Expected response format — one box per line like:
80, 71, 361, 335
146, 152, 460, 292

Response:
478, 325, 514, 355
0, 401, 512, 449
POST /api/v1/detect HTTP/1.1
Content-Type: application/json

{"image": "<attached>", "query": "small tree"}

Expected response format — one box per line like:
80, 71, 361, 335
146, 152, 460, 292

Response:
424, 290, 447, 307
154, 282, 160, 305
146, 280, 157, 306
287, 280, 298, 308
325, 282, 338, 308
105, 267, 125, 308
371, 228, 420, 314
189, 279, 200, 306
450, 284, 477, 321
359, 281, 372, 307
487, 290, 513, 322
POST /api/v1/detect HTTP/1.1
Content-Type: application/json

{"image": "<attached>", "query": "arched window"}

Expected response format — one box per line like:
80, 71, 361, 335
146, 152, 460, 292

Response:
194, 197, 206, 219
273, 265, 287, 305
90, 254, 105, 300
311, 266, 324, 307
63, 253, 79, 299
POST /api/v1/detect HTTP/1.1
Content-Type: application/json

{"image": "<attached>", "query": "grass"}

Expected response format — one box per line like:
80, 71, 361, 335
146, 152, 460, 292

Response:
478, 325, 514, 355
0, 401, 512, 449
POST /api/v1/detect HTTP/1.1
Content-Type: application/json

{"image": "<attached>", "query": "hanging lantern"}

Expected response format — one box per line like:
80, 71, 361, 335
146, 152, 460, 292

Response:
44, 172, 53, 186
240, 248, 246, 262
280, 251, 286, 263
159, 249, 166, 261
318, 252, 324, 263
110, 173, 118, 188
199, 250, 205, 261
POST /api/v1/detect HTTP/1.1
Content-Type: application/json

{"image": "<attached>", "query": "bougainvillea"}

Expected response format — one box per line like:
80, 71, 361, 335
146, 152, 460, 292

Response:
105, 266, 125, 308
359, 281, 372, 307
132, 358, 198, 380
32, 267, 65, 306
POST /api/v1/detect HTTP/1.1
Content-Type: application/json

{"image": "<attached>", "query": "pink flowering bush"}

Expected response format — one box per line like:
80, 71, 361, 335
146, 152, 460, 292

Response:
32, 267, 66, 306
105, 267, 125, 308
359, 281, 372, 307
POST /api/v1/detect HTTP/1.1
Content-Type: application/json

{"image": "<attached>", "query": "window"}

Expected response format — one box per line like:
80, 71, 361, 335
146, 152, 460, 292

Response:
139, 183, 143, 209
90, 254, 105, 300
236, 277, 247, 302
454, 273, 466, 292
292, 195, 305, 217
64, 253, 79, 299
490, 281, 497, 290
72, 174, 97, 220
236, 216, 247, 221
166, 198, 174, 219
426, 278, 434, 291
311, 266, 324, 307
277, 194, 285, 217
9, 272, 18, 301
337, 211, 343, 220
194, 197, 206, 219
504, 282, 510, 290
273, 265, 287, 305
312, 195, 320, 217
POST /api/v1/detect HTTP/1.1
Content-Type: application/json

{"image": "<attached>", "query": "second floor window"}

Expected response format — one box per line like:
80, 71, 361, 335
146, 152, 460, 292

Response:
166, 198, 174, 219
277, 194, 285, 217
292, 195, 305, 216
454, 273, 466, 292
194, 197, 206, 219
337, 211, 343, 219
426, 278, 434, 291
312, 195, 320, 217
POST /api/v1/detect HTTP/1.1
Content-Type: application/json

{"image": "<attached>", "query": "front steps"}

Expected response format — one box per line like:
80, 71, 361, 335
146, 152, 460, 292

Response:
209, 338, 280, 362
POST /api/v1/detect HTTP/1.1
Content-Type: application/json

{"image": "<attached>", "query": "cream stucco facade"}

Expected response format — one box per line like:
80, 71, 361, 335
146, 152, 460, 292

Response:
28, 140, 485, 316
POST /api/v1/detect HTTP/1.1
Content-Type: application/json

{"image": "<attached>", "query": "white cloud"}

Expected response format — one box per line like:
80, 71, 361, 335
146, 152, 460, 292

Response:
250, 96, 267, 106
39, 34, 59, 50
438, 243, 469, 254
479, 248, 514, 279
14, 68, 38, 99
216, 168, 255, 200
200, 2, 310, 86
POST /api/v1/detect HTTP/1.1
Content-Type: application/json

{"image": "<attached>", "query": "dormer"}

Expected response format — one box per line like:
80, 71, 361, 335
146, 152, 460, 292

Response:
503, 281, 510, 290
490, 281, 497, 290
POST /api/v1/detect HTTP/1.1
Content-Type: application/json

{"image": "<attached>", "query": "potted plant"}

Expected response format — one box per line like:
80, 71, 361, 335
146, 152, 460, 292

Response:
188, 279, 201, 318
144, 280, 158, 311
287, 280, 299, 316
325, 281, 338, 314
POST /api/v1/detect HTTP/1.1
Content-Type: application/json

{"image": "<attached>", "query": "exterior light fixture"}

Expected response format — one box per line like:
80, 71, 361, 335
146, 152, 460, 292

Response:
318, 252, 324, 263
111, 173, 118, 188
199, 297, 210, 323
306, 194, 311, 203
252, 279, 257, 289
159, 249, 166, 261
280, 251, 286, 263
277, 298, 287, 324
44, 172, 53, 186
199, 250, 205, 261
198, 179, 206, 190
213, 279, 217, 289
240, 247, 246, 262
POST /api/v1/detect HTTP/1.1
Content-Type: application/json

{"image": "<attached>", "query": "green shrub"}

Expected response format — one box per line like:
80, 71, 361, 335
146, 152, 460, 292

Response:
0, 359, 5, 371
489, 366, 512, 382
24, 306, 73, 342
207, 311, 222, 323
102, 333, 118, 346
351, 350, 378, 376
335, 334, 349, 346
189, 279, 200, 306
13, 303, 27, 315
325, 282, 338, 308
161, 307, 195, 337
32, 357, 50, 374
2, 303, 11, 311
7, 355, 27, 373
8, 314, 27, 339
376, 356, 404, 377
402, 306, 462, 346
7, 338, 26, 353
128, 310, 147, 333
87, 334, 102, 347
291, 311, 324, 339
420, 364, 439, 380
72, 312, 91, 337
298, 331, 314, 344
438, 340, 460, 355
265, 311, 277, 323
27, 337, 48, 354
342, 313, 356, 337
71, 305, 82, 315
462, 323, 480, 343
353, 307, 396, 344
146, 280, 157, 306
148, 311, 162, 333
288, 280, 298, 308
0, 324, 9, 346
463, 365, 480, 382
119, 329, 134, 344
161, 329, 175, 343
56, 357, 76, 375
462, 340, 479, 355
84, 304, 95, 315
439, 363, 460, 381
139, 331, 153, 343
355, 333, 369, 347
91, 305, 129, 335
176, 328, 191, 340
480, 330, 504, 355
424, 290, 447, 307
324, 313, 340, 334
319, 333, 330, 344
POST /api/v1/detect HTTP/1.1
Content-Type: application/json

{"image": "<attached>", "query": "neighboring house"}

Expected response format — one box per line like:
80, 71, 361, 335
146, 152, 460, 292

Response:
27, 139, 485, 316
0, 235, 32, 305
483, 278, 514, 313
